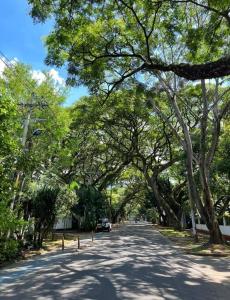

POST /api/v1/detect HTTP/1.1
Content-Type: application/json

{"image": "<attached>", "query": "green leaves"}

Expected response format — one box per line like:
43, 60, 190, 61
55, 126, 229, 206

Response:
69, 181, 79, 191
28, 0, 230, 88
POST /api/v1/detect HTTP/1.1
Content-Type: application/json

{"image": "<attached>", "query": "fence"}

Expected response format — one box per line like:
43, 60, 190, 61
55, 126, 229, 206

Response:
53, 216, 72, 230
196, 216, 230, 238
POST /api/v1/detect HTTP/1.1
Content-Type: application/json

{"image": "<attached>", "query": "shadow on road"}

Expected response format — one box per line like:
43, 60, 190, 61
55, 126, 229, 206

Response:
0, 224, 229, 300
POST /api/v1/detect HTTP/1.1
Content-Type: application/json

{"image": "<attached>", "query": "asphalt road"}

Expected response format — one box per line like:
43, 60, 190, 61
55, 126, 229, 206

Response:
0, 223, 229, 300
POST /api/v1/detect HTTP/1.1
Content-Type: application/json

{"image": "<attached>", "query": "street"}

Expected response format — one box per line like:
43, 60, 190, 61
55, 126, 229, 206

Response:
0, 224, 229, 300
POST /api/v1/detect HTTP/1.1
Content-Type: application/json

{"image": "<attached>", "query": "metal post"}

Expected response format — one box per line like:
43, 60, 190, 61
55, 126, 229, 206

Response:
62, 233, 64, 251
78, 236, 80, 249
92, 231, 94, 242
110, 184, 112, 221
190, 208, 198, 242
21, 109, 32, 147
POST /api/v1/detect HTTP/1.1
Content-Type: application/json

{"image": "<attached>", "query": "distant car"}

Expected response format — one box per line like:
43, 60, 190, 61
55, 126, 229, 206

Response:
96, 218, 112, 232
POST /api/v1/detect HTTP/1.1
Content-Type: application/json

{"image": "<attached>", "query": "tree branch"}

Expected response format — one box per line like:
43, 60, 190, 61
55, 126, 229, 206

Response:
143, 56, 230, 80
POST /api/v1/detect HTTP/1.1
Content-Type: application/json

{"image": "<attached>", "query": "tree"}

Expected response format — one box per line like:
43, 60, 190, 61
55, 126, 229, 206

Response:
1, 63, 70, 211
212, 121, 230, 220
65, 85, 229, 241
110, 168, 147, 223
0, 80, 20, 202
28, 0, 230, 94
100, 90, 184, 228
65, 91, 185, 228
32, 186, 60, 248
145, 73, 229, 243
0, 61, 72, 257
72, 185, 108, 230
27, 0, 230, 242
55, 95, 133, 189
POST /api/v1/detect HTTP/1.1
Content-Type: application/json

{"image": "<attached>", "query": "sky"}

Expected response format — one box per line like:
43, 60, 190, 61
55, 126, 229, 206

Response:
0, 0, 88, 106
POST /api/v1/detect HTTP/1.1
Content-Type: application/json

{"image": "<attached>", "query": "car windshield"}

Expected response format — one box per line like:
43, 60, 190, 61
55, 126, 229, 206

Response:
98, 218, 108, 223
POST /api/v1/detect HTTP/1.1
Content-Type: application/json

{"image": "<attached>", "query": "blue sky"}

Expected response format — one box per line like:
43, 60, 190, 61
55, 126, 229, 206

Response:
0, 0, 88, 106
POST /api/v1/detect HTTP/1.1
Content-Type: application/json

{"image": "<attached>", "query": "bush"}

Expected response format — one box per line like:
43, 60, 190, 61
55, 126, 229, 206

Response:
72, 185, 108, 231
0, 201, 27, 263
0, 239, 21, 263
146, 208, 159, 224
32, 186, 60, 248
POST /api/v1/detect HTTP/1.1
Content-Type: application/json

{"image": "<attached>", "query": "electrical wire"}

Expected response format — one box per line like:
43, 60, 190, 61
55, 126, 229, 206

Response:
0, 50, 54, 108
0, 49, 67, 136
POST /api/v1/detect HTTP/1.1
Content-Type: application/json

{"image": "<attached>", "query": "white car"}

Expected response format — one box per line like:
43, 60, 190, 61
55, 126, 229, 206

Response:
96, 218, 112, 232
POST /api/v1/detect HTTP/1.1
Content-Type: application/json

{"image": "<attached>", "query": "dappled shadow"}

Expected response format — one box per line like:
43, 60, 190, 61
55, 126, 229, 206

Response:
0, 224, 229, 299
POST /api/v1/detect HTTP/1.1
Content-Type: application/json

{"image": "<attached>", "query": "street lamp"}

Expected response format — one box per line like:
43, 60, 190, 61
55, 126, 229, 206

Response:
32, 128, 43, 137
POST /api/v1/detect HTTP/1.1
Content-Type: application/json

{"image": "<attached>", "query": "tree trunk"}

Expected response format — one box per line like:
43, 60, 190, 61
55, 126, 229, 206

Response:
112, 195, 131, 223
206, 218, 223, 244
167, 86, 223, 243
198, 79, 223, 244
150, 176, 181, 229
199, 162, 223, 243
185, 143, 223, 243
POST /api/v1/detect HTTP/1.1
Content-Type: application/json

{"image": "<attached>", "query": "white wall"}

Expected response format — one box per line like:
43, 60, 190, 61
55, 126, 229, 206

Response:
196, 224, 230, 236
53, 216, 72, 230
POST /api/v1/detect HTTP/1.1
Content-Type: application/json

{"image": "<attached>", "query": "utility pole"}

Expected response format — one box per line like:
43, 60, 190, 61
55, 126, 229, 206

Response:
19, 98, 48, 150
14, 106, 33, 195
21, 107, 32, 148
0, 51, 49, 208
12, 98, 48, 209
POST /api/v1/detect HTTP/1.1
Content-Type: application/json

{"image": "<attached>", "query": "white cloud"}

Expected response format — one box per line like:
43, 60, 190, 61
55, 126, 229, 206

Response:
0, 57, 19, 77
0, 58, 6, 76
31, 70, 46, 84
0, 55, 65, 87
11, 58, 18, 65
48, 69, 65, 86
31, 68, 65, 86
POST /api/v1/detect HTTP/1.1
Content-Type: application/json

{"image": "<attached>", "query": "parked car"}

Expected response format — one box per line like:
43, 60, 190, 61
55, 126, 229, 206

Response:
96, 218, 112, 232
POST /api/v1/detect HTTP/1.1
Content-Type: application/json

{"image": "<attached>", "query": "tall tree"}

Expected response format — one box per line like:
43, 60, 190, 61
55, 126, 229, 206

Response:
28, 0, 230, 242
0, 81, 20, 202
1, 63, 70, 210
28, 0, 230, 93
66, 91, 184, 228
145, 74, 229, 243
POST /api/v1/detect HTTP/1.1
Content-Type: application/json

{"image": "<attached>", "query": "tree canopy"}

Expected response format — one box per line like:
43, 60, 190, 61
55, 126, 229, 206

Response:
28, 0, 230, 96
1, 1, 230, 264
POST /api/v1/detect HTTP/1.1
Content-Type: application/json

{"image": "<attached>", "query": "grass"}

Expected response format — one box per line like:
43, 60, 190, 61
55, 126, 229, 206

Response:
157, 225, 230, 257
20, 231, 95, 261
0, 231, 96, 268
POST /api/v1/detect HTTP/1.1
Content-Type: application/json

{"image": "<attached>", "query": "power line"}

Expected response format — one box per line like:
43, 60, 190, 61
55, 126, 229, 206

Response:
0, 50, 64, 124
0, 50, 36, 94
0, 50, 52, 107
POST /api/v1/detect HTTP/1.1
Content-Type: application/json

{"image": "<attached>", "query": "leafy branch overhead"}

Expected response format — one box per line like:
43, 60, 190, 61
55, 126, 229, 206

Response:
29, 0, 230, 94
